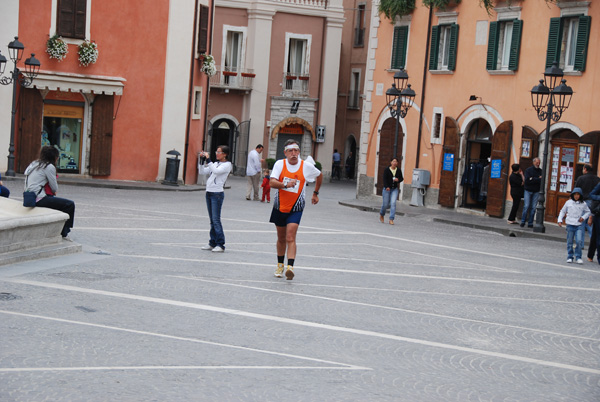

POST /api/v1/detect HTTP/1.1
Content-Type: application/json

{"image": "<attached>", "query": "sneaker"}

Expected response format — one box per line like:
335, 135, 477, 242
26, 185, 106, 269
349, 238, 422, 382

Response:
274, 263, 284, 278
519, 222, 525, 227
201, 245, 214, 250
576, 259, 583, 264
285, 265, 295, 280
528, 225, 534, 228
567, 258, 573, 263
62, 236, 73, 242
212, 246, 224, 253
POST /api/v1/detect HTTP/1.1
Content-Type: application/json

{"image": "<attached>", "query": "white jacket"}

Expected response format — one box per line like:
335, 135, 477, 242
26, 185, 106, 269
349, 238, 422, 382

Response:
558, 199, 590, 226
199, 160, 232, 192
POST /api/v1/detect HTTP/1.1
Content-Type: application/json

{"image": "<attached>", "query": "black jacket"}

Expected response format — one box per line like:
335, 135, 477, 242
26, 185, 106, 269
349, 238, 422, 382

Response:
575, 173, 600, 200
524, 165, 542, 192
509, 172, 524, 199
383, 167, 403, 189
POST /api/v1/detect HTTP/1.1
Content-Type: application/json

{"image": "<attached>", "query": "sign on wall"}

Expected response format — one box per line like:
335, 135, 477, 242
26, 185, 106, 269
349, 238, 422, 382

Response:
442, 153, 454, 171
316, 125, 325, 143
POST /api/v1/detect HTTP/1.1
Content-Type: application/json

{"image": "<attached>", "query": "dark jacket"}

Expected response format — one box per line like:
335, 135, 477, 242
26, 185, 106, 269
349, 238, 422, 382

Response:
523, 165, 542, 192
509, 172, 524, 199
383, 167, 403, 189
575, 173, 600, 200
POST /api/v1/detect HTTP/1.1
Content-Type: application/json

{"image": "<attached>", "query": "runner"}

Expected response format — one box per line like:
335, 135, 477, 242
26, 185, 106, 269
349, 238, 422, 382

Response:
269, 139, 323, 280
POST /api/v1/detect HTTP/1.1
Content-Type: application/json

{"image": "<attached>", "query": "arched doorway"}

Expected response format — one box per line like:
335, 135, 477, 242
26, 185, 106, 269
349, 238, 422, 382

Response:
210, 119, 235, 160
377, 117, 403, 195
461, 118, 493, 211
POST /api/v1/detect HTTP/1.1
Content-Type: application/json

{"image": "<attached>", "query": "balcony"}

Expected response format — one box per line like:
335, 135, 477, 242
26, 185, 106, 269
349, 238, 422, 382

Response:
282, 73, 310, 97
269, 0, 329, 9
209, 68, 255, 91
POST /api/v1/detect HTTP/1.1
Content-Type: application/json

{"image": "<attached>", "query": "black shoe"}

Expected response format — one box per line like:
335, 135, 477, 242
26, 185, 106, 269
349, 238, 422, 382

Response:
519, 222, 525, 227
528, 225, 534, 228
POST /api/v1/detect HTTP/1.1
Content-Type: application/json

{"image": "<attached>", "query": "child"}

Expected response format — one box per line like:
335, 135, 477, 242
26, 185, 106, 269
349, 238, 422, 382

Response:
261, 169, 271, 203
557, 187, 590, 264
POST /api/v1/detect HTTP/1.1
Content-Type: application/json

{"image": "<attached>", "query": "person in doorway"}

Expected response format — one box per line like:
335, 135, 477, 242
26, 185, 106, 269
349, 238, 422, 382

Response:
379, 157, 403, 225
332, 149, 341, 180
199, 145, 232, 253
0, 173, 10, 198
246, 144, 264, 201
261, 169, 271, 203
507, 164, 524, 224
24, 146, 75, 240
269, 139, 323, 280
345, 151, 355, 180
557, 187, 590, 264
575, 164, 600, 258
520, 157, 542, 228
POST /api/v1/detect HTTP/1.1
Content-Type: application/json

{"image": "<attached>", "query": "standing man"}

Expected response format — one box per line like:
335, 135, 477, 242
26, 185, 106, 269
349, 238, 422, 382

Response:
246, 144, 264, 201
332, 149, 341, 180
575, 164, 600, 260
520, 157, 542, 228
270, 139, 323, 280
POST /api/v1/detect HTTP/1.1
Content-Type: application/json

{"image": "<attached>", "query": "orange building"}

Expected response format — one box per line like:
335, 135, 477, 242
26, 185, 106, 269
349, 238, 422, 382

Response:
0, 0, 214, 185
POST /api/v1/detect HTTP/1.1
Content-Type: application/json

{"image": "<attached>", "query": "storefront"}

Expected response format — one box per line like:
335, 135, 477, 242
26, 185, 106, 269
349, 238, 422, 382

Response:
42, 96, 85, 173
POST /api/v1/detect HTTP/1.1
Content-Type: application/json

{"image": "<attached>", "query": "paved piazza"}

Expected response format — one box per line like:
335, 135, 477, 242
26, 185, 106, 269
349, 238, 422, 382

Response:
0, 176, 599, 401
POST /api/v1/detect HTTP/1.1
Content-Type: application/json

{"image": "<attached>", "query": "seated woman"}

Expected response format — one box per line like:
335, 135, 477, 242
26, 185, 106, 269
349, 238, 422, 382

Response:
24, 146, 75, 240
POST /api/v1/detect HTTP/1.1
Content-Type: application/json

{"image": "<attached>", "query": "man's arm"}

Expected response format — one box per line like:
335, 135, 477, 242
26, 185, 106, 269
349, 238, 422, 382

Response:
311, 172, 323, 205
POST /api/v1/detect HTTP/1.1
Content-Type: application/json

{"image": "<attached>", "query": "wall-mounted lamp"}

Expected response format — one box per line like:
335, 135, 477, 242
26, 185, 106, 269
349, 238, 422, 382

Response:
469, 95, 481, 102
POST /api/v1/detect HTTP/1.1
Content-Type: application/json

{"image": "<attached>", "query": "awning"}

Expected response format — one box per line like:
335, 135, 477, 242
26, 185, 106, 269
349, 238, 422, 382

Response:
33, 70, 126, 95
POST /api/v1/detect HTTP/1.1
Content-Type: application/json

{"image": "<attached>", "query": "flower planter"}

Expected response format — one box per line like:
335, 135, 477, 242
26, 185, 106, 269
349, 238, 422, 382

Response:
298, 76, 309, 81
241, 72, 256, 78
46, 35, 68, 62
223, 71, 238, 77
78, 40, 98, 67
286, 76, 297, 80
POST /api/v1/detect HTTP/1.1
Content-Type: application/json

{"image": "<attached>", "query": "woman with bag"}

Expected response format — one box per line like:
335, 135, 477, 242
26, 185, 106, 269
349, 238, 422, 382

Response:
24, 146, 75, 240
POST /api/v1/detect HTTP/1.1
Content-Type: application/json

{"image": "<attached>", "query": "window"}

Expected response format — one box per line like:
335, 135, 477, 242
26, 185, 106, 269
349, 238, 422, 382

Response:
221, 25, 247, 85
197, 5, 209, 55
546, 15, 591, 72
193, 87, 202, 120
429, 24, 459, 71
391, 26, 409, 70
354, 3, 366, 47
56, 0, 87, 39
288, 38, 307, 76
487, 19, 523, 71
348, 70, 361, 109
284, 34, 311, 94
431, 108, 443, 144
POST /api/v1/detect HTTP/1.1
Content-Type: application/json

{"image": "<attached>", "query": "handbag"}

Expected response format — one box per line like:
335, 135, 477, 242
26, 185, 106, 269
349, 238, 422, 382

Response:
23, 175, 41, 208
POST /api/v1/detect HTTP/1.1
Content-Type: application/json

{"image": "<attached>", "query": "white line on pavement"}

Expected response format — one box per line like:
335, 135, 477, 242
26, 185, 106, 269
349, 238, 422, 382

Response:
4, 279, 600, 376
0, 366, 367, 373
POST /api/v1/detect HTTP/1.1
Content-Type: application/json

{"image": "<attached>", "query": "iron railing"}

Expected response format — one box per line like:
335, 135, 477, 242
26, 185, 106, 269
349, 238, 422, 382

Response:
282, 72, 310, 96
209, 68, 255, 90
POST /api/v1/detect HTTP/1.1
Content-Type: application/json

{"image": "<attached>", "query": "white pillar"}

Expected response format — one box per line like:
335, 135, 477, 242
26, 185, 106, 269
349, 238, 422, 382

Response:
0, 2, 19, 173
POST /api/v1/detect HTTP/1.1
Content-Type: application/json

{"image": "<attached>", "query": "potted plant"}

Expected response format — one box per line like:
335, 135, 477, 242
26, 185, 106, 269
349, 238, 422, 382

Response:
200, 54, 216, 77
46, 35, 68, 61
241, 72, 256, 78
286, 74, 297, 80
78, 40, 98, 67
223, 70, 237, 77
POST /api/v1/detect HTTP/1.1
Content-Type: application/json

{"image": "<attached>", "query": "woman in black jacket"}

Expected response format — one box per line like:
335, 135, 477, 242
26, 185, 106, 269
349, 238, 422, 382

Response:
507, 164, 524, 224
379, 157, 403, 225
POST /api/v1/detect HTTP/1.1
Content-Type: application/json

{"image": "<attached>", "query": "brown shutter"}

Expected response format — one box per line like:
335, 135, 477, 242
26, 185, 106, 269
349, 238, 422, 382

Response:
438, 116, 459, 207
74, 0, 87, 39
57, 0, 75, 37
376, 117, 403, 196
197, 5, 209, 54
17, 88, 43, 173
89, 95, 114, 176
486, 120, 513, 217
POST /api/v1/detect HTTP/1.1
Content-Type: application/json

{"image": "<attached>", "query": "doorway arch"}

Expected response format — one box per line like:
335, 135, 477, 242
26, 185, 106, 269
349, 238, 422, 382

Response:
461, 118, 493, 210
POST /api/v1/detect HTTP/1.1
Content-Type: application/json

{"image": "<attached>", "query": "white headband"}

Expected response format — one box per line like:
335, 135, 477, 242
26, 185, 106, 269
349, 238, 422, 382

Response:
284, 144, 300, 151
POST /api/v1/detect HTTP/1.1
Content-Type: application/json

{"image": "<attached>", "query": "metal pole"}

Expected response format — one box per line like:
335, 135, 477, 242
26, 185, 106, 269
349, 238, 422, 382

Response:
5, 67, 19, 177
393, 109, 399, 159
533, 100, 553, 233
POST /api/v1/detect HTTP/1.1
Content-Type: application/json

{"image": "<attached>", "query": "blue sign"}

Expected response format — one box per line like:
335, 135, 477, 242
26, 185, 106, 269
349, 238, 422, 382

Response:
491, 159, 502, 179
442, 153, 454, 171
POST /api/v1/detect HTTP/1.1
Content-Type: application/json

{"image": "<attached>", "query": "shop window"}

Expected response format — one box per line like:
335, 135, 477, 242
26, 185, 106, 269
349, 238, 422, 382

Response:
42, 103, 84, 173
391, 26, 409, 70
429, 24, 459, 71
487, 19, 522, 71
546, 15, 591, 72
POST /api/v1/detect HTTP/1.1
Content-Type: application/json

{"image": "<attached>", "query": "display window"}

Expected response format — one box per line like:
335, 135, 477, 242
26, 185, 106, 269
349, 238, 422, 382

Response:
42, 104, 84, 173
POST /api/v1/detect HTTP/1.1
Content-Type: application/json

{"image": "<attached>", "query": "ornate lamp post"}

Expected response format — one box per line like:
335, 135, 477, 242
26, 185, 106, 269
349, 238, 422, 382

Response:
530, 62, 573, 233
385, 70, 415, 159
0, 36, 41, 176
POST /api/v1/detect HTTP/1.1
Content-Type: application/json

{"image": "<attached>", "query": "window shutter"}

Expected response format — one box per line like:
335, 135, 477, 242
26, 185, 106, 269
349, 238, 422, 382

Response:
486, 21, 499, 71
73, 0, 86, 39
391, 26, 408, 70
197, 5, 209, 54
57, 0, 75, 37
508, 19, 523, 71
545, 17, 563, 68
429, 25, 439, 71
574, 15, 591, 72
447, 24, 459, 71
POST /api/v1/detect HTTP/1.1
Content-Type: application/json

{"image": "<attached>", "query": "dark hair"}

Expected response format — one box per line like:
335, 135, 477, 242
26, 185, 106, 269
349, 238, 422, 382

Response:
217, 145, 230, 160
37, 145, 59, 170
584, 164, 593, 173
284, 139, 300, 148
256, 144, 263, 150
511, 163, 520, 173
390, 157, 398, 163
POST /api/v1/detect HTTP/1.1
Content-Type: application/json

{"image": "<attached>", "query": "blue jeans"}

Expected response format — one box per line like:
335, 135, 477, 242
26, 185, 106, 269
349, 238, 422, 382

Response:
584, 200, 593, 239
566, 224, 585, 260
206, 191, 225, 248
380, 188, 399, 221
521, 190, 540, 226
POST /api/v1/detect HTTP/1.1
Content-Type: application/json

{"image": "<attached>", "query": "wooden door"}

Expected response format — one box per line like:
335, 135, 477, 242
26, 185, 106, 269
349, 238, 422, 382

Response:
519, 126, 539, 171
89, 95, 114, 176
438, 116, 460, 207
377, 117, 403, 195
486, 121, 513, 217
545, 142, 577, 221
17, 88, 43, 172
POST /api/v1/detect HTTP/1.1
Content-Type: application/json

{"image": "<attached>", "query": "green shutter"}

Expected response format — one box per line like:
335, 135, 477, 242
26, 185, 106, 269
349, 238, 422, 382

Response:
574, 15, 591, 71
429, 25, 439, 71
508, 19, 523, 71
486, 21, 499, 70
546, 17, 563, 68
391, 26, 409, 70
447, 24, 459, 71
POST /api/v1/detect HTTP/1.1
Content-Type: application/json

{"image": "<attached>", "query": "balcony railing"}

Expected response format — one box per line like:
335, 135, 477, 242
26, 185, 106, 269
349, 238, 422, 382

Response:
269, 0, 329, 9
282, 73, 310, 96
209, 68, 255, 91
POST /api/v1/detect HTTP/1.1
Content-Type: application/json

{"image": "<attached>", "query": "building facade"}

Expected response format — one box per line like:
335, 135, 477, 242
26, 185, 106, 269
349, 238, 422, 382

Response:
0, 0, 213, 185
207, 0, 344, 176
360, 0, 599, 223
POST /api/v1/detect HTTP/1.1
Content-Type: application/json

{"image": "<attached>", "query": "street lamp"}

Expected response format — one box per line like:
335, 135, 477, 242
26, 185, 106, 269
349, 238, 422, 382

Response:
530, 61, 573, 233
0, 36, 41, 176
386, 70, 415, 159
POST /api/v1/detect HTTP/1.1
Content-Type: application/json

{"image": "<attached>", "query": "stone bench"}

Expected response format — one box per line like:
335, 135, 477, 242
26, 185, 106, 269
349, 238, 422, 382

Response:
0, 197, 81, 266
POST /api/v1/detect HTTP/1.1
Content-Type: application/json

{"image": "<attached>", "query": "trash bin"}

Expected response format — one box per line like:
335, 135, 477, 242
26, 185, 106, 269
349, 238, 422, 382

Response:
410, 169, 430, 207
162, 149, 181, 186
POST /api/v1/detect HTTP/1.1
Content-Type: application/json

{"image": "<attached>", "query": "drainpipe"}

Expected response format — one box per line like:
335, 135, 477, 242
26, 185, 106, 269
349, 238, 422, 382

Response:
313, 15, 327, 162
415, 5, 432, 169
183, 0, 200, 183
202, 0, 215, 152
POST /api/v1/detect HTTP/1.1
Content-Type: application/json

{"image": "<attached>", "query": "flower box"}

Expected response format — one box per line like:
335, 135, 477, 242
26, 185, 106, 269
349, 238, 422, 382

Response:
298, 76, 309, 81
241, 72, 256, 78
223, 71, 238, 76
286, 75, 297, 80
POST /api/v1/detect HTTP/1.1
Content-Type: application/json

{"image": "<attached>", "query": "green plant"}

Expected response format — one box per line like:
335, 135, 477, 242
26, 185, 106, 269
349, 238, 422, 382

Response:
422, 0, 461, 10
378, 0, 416, 20
314, 161, 322, 171
78, 40, 98, 67
200, 54, 216, 77
266, 158, 276, 170
46, 35, 68, 61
